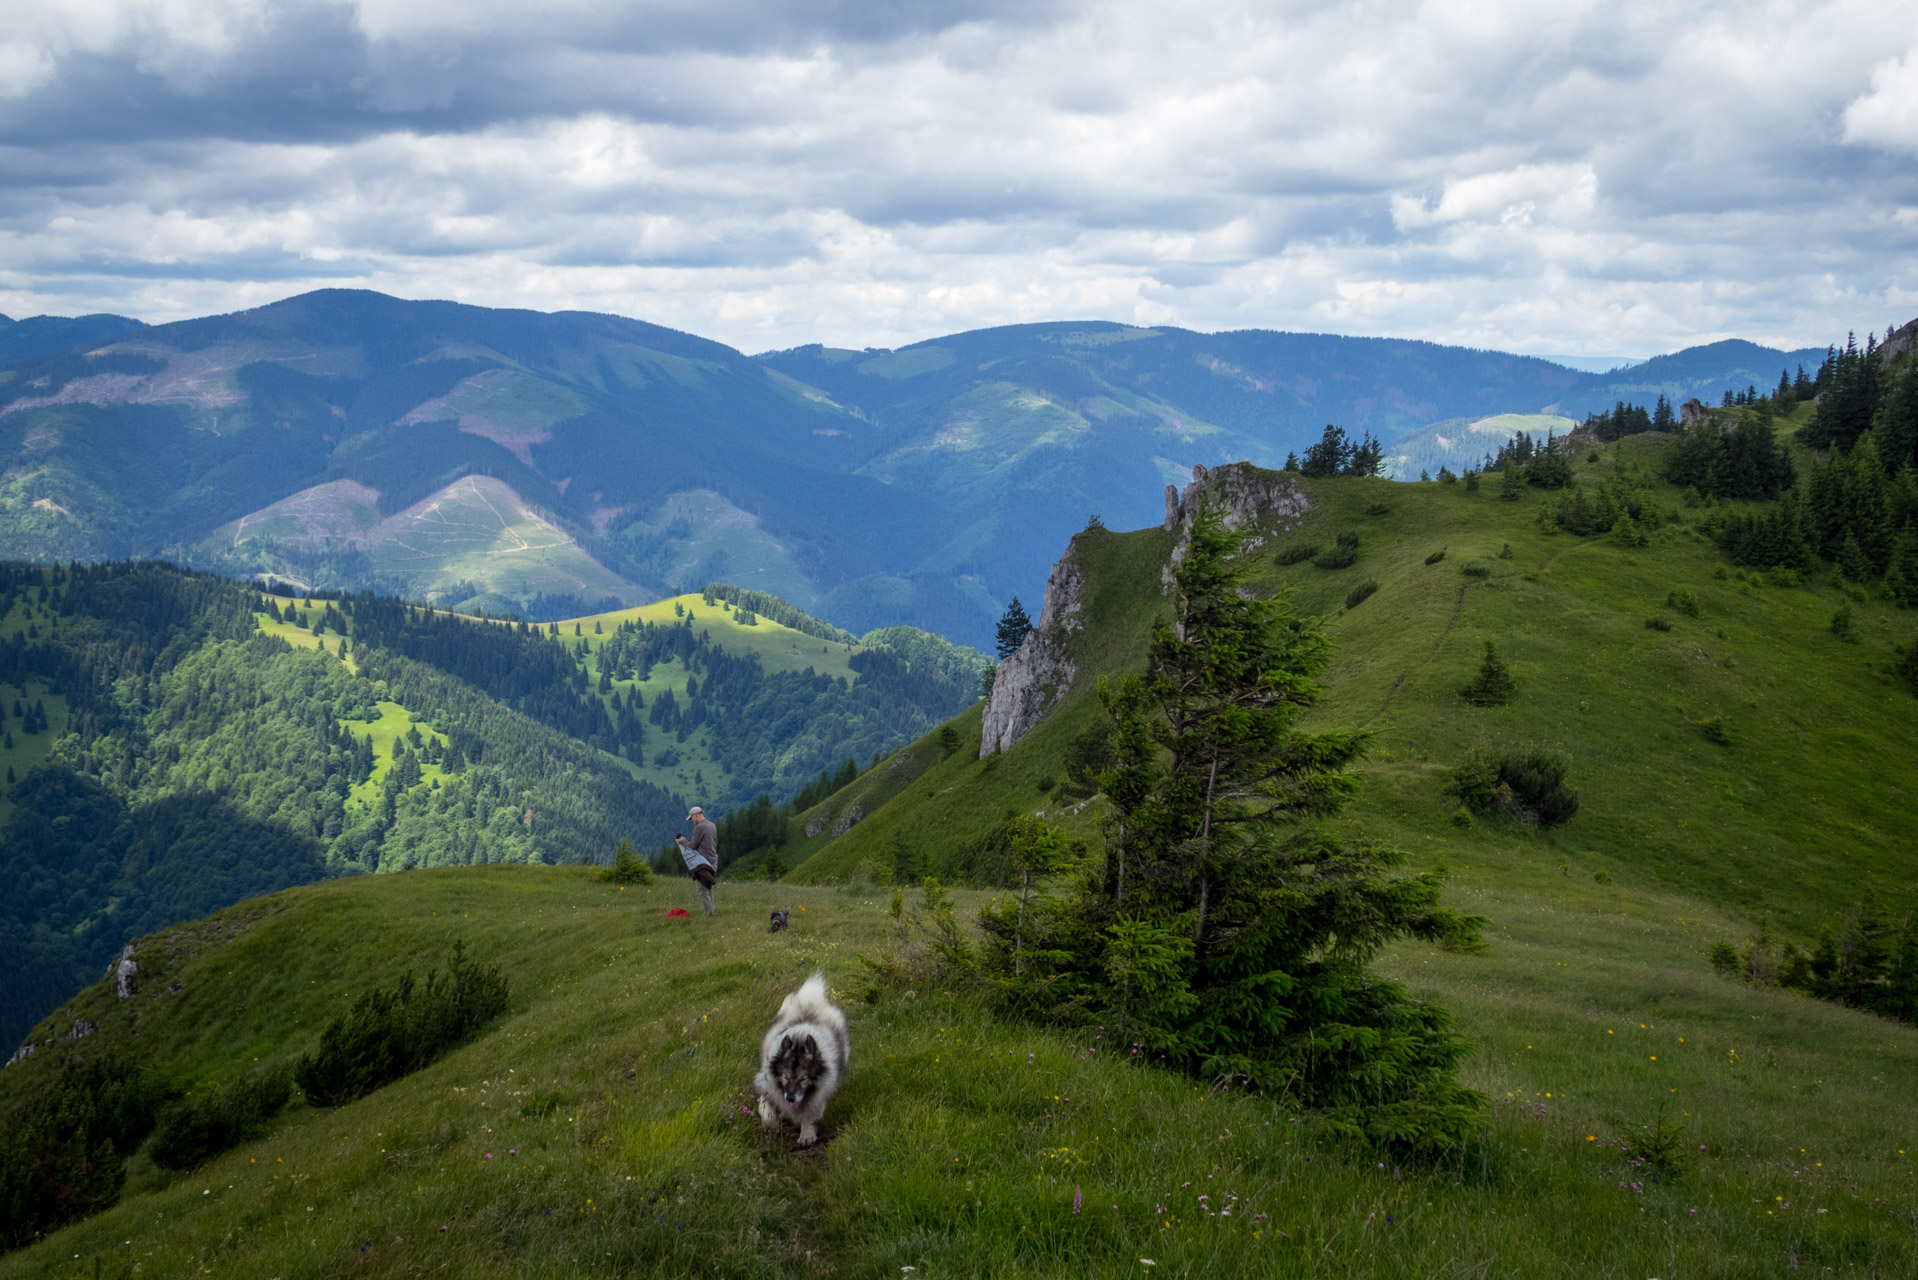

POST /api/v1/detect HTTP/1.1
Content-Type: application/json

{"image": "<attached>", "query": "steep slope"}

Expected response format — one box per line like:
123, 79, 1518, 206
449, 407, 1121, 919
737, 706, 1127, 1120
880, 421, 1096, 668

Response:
792, 440, 1916, 942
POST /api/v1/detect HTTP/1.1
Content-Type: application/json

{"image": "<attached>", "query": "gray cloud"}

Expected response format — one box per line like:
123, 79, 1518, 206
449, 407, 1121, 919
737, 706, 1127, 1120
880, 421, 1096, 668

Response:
0, 0, 1913, 356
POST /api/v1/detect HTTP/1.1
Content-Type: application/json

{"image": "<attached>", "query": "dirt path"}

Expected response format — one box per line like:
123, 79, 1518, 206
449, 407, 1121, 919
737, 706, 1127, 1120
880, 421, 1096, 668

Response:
1367, 583, 1467, 726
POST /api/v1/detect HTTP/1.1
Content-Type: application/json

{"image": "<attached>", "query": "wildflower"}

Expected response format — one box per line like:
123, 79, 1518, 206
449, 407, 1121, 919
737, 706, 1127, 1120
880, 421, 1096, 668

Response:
1140, 1262, 1156, 1268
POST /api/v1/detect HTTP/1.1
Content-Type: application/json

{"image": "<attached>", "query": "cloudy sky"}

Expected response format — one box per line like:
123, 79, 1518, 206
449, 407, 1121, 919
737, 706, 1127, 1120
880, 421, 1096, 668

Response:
0, 0, 1914, 356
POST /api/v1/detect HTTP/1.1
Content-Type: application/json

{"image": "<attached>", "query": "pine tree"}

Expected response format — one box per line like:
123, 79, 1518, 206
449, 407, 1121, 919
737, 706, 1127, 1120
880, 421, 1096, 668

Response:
1838, 531, 1874, 582
1282, 451, 1300, 472
1498, 461, 1522, 501
1652, 394, 1675, 430
1460, 640, 1515, 706
995, 597, 1034, 660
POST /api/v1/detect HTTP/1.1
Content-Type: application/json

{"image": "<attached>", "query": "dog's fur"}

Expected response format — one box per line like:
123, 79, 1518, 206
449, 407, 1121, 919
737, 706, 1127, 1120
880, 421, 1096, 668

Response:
753, 973, 848, 1147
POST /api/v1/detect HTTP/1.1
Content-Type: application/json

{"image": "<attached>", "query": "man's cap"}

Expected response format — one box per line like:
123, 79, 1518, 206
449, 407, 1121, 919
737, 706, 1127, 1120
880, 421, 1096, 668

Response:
687, 805, 703, 817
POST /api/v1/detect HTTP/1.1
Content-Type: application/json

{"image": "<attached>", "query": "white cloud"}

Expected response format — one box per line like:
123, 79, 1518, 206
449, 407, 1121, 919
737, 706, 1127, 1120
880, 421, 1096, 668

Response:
0, 1, 1914, 356
1844, 46, 1918, 152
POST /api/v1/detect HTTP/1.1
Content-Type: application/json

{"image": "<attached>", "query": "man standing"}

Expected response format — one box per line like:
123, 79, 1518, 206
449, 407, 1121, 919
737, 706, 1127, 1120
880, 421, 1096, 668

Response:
675, 806, 719, 917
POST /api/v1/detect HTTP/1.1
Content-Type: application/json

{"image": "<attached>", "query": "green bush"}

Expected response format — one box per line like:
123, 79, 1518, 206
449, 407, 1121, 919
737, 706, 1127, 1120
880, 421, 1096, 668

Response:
1364, 503, 1390, 516
1898, 640, 1918, 697
1274, 544, 1319, 566
1666, 588, 1701, 618
1645, 616, 1672, 632
601, 838, 654, 885
0, 1053, 166, 1249
1830, 605, 1857, 642
1697, 716, 1731, 746
295, 941, 509, 1108
1709, 940, 1742, 976
1460, 561, 1492, 580
1449, 750, 1578, 826
1335, 530, 1361, 549
1345, 580, 1379, 609
1526, 452, 1574, 488
1313, 545, 1358, 570
149, 1066, 293, 1170
1425, 548, 1447, 565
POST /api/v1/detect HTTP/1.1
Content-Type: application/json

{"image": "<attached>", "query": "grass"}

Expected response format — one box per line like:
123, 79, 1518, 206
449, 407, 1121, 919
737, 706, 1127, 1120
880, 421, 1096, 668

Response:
4, 867, 1916, 1277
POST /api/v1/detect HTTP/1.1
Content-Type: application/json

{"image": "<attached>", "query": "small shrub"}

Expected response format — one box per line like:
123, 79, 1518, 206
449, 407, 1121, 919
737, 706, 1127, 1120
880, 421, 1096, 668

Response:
295, 941, 509, 1108
1898, 640, 1918, 697
1645, 616, 1672, 632
1450, 806, 1474, 829
1830, 604, 1857, 642
1464, 470, 1481, 492
1459, 641, 1514, 706
602, 838, 654, 885
760, 847, 789, 882
1526, 452, 1574, 488
1425, 548, 1447, 565
1498, 543, 1514, 560
1365, 503, 1391, 516
1345, 580, 1379, 609
1623, 1114, 1694, 1183
1313, 545, 1358, 570
149, 1067, 293, 1170
1697, 716, 1731, 746
1336, 530, 1361, 549
1767, 567, 1801, 588
1035, 775, 1057, 792
938, 725, 961, 757
1709, 940, 1742, 976
1586, 450, 1600, 463
1275, 544, 1319, 566
1449, 749, 1577, 826
1460, 561, 1492, 580
1593, 869, 1612, 884
1666, 588, 1701, 618
1438, 467, 1458, 484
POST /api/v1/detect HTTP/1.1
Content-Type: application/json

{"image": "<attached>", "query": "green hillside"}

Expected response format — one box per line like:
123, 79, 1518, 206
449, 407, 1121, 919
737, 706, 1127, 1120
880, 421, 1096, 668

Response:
0, 567, 982, 1055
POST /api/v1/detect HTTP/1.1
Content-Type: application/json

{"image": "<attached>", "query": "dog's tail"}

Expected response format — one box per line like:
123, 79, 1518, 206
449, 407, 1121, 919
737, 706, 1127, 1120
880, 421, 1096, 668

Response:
782, 971, 837, 1024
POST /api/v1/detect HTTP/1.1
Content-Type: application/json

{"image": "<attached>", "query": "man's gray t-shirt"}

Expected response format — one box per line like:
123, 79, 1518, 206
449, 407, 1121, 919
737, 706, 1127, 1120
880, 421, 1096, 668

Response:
682, 818, 718, 871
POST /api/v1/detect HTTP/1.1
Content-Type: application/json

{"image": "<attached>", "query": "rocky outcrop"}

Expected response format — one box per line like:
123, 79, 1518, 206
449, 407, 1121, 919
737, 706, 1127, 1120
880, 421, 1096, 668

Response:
1163, 461, 1311, 588
113, 944, 137, 997
980, 545, 1087, 757
1679, 399, 1708, 428
1880, 318, 1917, 365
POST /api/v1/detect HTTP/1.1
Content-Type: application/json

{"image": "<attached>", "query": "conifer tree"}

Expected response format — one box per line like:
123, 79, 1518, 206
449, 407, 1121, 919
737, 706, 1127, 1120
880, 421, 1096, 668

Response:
995, 597, 1035, 660
1498, 460, 1522, 501
1460, 641, 1515, 706
977, 504, 1484, 1148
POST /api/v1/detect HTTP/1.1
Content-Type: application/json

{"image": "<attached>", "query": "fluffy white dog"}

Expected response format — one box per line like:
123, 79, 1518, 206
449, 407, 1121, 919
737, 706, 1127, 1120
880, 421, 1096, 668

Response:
753, 973, 848, 1147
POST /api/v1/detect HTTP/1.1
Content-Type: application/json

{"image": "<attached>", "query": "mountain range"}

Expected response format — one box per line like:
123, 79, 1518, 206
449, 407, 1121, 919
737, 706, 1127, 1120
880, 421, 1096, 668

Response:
0, 290, 1829, 645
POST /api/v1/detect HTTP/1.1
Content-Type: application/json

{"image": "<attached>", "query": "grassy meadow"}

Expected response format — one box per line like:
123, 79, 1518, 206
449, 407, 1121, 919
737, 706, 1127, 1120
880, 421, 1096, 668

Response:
4, 867, 1915, 1278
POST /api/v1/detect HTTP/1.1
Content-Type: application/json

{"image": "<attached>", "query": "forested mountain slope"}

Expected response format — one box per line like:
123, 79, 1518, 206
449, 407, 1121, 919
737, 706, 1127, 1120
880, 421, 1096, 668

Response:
0, 564, 982, 1052
0, 290, 1843, 647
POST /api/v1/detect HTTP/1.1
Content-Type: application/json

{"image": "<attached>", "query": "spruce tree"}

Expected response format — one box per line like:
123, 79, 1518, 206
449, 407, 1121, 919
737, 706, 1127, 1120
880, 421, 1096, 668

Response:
995, 597, 1035, 660
977, 503, 1483, 1147
1498, 460, 1522, 501
1460, 641, 1515, 706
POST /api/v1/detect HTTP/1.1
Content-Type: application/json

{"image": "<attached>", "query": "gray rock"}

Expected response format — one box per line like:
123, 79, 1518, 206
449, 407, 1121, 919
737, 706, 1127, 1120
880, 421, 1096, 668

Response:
1163, 461, 1310, 589
980, 545, 1087, 757
115, 944, 138, 998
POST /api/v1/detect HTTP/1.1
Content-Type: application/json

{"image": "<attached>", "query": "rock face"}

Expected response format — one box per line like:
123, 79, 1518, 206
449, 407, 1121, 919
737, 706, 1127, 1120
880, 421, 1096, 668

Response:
1679, 399, 1708, 428
982, 462, 1309, 757
980, 545, 1087, 757
1163, 461, 1310, 589
113, 944, 137, 998
1880, 318, 1918, 365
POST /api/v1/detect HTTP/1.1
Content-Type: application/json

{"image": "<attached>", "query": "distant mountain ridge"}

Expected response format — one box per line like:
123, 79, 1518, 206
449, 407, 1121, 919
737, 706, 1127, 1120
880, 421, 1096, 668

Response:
0, 292, 1850, 645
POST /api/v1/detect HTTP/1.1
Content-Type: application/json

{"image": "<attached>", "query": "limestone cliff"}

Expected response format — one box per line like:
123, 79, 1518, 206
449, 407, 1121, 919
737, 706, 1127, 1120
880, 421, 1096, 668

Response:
979, 543, 1086, 757
980, 461, 1310, 757
1162, 460, 1310, 588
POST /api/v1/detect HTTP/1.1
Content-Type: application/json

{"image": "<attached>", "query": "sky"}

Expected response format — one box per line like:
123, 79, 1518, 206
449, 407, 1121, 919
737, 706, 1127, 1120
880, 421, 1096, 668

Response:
0, 0, 1914, 356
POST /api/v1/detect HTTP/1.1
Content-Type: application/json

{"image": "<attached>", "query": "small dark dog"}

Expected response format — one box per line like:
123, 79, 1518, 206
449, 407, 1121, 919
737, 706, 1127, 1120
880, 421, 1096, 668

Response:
754, 973, 848, 1147
769, 909, 789, 933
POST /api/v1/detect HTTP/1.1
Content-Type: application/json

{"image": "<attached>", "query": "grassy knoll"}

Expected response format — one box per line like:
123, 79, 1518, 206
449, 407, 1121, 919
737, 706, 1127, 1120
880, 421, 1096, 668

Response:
4, 867, 1916, 1277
